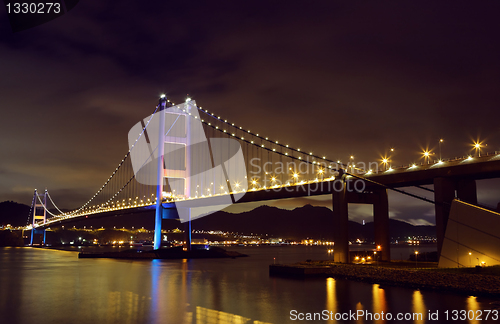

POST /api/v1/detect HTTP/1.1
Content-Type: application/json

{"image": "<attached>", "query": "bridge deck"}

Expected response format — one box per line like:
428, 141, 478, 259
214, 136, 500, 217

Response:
35, 153, 500, 228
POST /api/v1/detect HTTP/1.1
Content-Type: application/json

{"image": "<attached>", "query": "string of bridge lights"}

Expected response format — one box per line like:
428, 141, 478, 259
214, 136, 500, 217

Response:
36, 193, 59, 217
27, 99, 298, 223
46, 101, 179, 220
194, 105, 489, 170
47, 104, 162, 218
196, 105, 337, 166
182, 97, 490, 168
26, 192, 36, 227
46, 100, 461, 212
47, 96, 347, 220
46, 191, 67, 215
47, 99, 200, 218
173, 99, 358, 175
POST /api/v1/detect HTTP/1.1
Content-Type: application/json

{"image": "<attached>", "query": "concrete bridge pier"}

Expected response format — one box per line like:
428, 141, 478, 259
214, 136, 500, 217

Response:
434, 177, 477, 255
332, 179, 390, 263
184, 220, 192, 251
373, 188, 390, 262
183, 208, 192, 251
333, 180, 349, 263
30, 228, 46, 246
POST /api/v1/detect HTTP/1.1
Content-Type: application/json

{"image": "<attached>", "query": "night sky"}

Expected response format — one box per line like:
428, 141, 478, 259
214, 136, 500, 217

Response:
1, 2, 500, 225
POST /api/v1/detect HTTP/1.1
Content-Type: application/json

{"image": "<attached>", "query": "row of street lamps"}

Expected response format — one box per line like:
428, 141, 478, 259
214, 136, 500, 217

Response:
365, 139, 489, 171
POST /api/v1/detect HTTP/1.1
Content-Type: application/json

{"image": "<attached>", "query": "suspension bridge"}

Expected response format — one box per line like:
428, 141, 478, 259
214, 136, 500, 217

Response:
26, 96, 500, 264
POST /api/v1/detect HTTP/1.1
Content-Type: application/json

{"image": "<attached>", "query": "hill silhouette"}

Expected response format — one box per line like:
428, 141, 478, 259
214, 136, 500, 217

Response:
191, 204, 435, 241
0, 201, 31, 227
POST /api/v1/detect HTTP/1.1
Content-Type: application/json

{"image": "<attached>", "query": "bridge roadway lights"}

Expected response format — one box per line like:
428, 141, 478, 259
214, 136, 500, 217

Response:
434, 177, 477, 256
333, 179, 390, 263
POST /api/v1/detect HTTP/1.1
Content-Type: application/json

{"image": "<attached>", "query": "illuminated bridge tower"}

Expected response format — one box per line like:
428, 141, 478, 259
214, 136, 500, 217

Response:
154, 96, 193, 250
30, 189, 47, 245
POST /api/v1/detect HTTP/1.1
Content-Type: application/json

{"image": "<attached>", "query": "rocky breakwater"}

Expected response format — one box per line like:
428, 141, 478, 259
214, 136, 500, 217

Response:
270, 261, 500, 297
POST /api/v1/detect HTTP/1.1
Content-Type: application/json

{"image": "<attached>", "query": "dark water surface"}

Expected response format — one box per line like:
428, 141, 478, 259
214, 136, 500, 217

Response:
0, 246, 498, 324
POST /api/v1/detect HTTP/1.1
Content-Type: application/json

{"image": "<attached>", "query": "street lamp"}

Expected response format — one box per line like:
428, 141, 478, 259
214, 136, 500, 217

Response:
382, 158, 389, 171
270, 176, 277, 187
439, 139, 444, 161
415, 251, 419, 267
473, 141, 485, 157
317, 168, 324, 181
422, 150, 432, 164
469, 251, 472, 267
390, 148, 395, 168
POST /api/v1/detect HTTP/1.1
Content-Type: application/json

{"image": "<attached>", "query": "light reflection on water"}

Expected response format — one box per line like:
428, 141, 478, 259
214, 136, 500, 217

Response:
412, 290, 425, 324
372, 284, 387, 324
326, 277, 336, 322
0, 246, 498, 324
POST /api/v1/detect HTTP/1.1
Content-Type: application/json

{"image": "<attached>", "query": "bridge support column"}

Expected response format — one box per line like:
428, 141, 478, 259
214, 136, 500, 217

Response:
184, 208, 192, 251
30, 228, 46, 245
434, 177, 477, 255
154, 205, 163, 250
373, 188, 390, 261
456, 179, 477, 205
333, 180, 349, 263
434, 177, 457, 256
184, 221, 191, 252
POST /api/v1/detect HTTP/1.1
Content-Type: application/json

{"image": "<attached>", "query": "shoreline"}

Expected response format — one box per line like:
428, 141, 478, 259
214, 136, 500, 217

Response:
270, 261, 500, 297
78, 246, 248, 259
4, 245, 248, 259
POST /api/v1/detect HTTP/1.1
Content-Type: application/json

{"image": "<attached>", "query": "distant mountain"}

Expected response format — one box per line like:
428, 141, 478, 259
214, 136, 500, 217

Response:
0, 201, 31, 227
0, 201, 76, 227
191, 204, 436, 241
363, 218, 436, 240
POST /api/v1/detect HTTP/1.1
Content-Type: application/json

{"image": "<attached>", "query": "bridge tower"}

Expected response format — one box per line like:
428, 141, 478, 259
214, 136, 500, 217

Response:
154, 96, 193, 250
30, 189, 47, 245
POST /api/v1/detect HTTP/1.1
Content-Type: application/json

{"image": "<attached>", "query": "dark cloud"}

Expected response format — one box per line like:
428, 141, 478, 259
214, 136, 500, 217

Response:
1, 1, 499, 222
